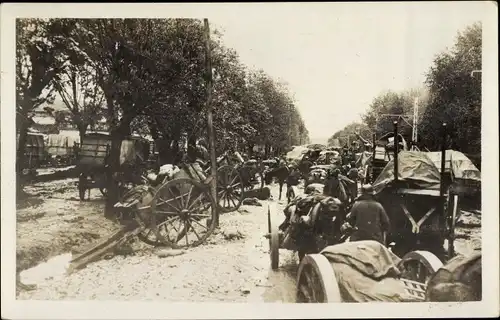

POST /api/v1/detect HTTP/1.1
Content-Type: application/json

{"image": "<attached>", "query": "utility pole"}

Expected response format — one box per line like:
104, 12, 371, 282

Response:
411, 97, 419, 151
204, 18, 219, 227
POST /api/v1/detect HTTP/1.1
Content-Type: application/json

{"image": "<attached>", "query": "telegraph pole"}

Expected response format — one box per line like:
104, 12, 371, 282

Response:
411, 97, 419, 151
204, 18, 219, 227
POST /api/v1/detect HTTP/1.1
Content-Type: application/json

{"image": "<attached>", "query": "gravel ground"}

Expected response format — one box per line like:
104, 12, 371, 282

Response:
17, 177, 481, 302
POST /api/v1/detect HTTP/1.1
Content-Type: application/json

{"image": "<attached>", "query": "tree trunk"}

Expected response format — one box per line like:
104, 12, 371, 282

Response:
16, 118, 30, 196
77, 124, 87, 145
104, 118, 132, 219
264, 144, 270, 159
247, 143, 254, 158
187, 135, 197, 162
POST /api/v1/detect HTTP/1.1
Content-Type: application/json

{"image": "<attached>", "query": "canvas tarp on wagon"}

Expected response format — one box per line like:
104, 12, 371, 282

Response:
424, 150, 481, 183
286, 146, 309, 165
45, 133, 79, 156
372, 151, 441, 194
320, 241, 420, 302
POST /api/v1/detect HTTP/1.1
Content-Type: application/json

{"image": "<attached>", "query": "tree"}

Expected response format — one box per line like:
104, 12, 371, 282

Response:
328, 122, 371, 147
53, 62, 105, 142
16, 19, 67, 191
419, 22, 481, 154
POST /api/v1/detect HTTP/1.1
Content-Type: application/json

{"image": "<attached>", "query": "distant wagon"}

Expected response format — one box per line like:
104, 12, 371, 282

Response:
16, 131, 46, 169
45, 131, 80, 166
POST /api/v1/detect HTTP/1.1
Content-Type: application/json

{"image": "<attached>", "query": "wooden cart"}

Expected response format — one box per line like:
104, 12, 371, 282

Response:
76, 133, 150, 200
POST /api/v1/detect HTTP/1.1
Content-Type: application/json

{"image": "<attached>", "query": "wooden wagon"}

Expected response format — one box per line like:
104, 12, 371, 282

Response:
76, 132, 150, 200
371, 123, 460, 260
16, 131, 46, 169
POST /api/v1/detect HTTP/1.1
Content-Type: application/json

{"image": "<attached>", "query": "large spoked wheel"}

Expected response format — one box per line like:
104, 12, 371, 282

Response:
296, 254, 342, 303
216, 165, 244, 213
147, 178, 217, 249
268, 203, 280, 270
398, 250, 444, 284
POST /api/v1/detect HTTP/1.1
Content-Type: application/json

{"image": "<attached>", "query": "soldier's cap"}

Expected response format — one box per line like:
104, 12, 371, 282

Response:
361, 184, 375, 195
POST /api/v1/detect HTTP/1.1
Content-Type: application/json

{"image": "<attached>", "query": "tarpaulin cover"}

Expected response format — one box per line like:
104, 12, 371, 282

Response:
321, 241, 419, 302
425, 250, 481, 301
305, 144, 326, 151
46, 134, 78, 156
372, 151, 441, 194
286, 146, 309, 163
424, 150, 481, 182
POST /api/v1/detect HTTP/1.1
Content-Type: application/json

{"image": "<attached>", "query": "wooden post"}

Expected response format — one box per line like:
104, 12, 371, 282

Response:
204, 18, 219, 227
371, 133, 376, 158
439, 123, 447, 197
393, 121, 399, 183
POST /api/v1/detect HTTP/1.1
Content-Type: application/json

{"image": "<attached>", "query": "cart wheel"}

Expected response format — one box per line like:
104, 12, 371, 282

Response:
268, 203, 280, 270
148, 178, 216, 249
216, 165, 244, 213
296, 254, 342, 303
398, 250, 444, 284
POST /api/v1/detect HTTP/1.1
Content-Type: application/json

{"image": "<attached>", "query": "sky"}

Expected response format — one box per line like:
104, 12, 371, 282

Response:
209, 2, 487, 144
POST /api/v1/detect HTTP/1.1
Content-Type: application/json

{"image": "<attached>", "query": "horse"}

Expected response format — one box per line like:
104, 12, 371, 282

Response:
264, 164, 301, 202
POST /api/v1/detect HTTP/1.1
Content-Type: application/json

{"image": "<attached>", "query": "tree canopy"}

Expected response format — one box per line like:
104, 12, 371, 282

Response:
328, 22, 481, 156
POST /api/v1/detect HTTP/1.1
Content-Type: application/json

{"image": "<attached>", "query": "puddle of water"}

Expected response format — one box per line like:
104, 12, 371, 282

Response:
20, 253, 73, 285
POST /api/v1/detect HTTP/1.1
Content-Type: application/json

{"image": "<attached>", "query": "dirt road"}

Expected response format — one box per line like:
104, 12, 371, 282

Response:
17, 177, 481, 301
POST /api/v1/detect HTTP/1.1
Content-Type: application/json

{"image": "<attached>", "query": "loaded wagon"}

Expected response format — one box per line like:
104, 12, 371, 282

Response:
370, 122, 462, 260
16, 131, 47, 169
266, 191, 349, 270
76, 132, 151, 200
45, 131, 80, 166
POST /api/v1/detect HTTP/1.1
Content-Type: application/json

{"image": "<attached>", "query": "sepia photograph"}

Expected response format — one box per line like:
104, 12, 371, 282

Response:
1, 2, 498, 319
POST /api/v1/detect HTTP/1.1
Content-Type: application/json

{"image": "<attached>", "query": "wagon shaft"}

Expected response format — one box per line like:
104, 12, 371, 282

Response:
68, 223, 141, 273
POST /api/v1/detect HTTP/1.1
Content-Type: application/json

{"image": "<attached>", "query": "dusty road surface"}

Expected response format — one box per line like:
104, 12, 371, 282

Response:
17, 176, 481, 301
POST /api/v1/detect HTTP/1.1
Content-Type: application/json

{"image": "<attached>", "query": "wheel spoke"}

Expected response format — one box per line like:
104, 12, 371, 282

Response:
187, 219, 202, 240
187, 193, 205, 211
229, 194, 237, 208
231, 182, 242, 188
185, 221, 190, 245
184, 185, 194, 208
304, 271, 317, 302
190, 213, 211, 218
155, 210, 180, 216
192, 218, 209, 230
228, 174, 238, 186
299, 284, 314, 303
158, 197, 181, 212
165, 187, 182, 211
